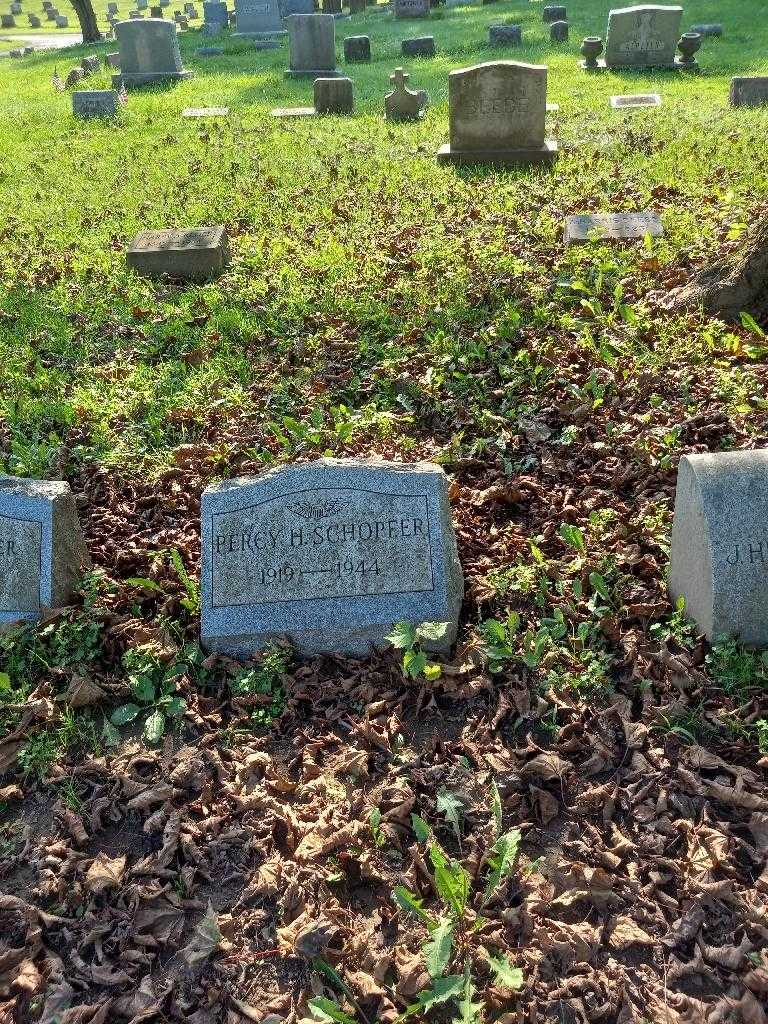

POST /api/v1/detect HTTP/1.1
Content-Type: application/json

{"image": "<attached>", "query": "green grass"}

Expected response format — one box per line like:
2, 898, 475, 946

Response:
0, 0, 767, 477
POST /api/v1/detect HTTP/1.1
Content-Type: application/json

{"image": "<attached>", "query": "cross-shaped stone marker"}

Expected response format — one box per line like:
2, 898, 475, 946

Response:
385, 66, 428, 122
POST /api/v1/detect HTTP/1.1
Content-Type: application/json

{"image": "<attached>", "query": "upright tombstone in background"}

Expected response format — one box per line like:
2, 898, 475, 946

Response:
283, 0, 313, 12
112, 18, 194, 87
670, 451, 768, 645
285, 13, 340, 77
200, 459, 464, 658
604, 4, 682, 68
437, 60, 557, 166
394, 0, 429, 17
203, 0, 228, 28
233, 0, 286, 37
0, 476, 89, 627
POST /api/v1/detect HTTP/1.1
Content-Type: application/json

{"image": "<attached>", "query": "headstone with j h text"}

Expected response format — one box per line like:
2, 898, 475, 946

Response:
0, 476, 89, 626
669, 450, 768, 645
200, 459, 464, 657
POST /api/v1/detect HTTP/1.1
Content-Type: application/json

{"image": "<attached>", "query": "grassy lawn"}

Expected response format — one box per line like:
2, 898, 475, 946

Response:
1, 2, 768, 1022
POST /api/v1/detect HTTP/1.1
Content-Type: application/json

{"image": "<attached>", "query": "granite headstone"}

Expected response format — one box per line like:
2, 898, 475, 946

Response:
127, 226, 230, 279
112, 18, 194, 87
394, 0, 429, 17
604, 5, 682, 69
73, 90, 120, 118
285, 13, 340, 78
234, 0, 285, 36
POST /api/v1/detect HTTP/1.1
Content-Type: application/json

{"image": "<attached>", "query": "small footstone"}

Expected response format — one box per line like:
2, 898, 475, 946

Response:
182, 106, 230, 116
271, 106, 316, 117
730, 77, 768, 108
489, 24, 521, 47
314, 75, 354, 113
670, 451, 768, 644
73, 90, 120, 118
126, 226, 230, 280
564, 211, 663, 244
0, 475, 89, 626
200, 458, 464, 658
401, 35, 435, 58
197, 45, 224, 54
343, 34, 370, 61
610, 92, 661, 108
690, 23, 722, 37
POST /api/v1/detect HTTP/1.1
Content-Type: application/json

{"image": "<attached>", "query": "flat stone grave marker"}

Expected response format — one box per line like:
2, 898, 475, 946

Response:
604, 5, 682, 69
564, 211, 663, 244
394, 0, 429, 18
127, 226, 230, 280
0, 476, 88, 626
271, 104, 316, 117
730, 77, 768, 108
197, 45, 224, 54
402, 35, 435, 57
610, 92, 661, 108
233, 0, 286, 37
669, 451, 768, 645
112, 18, 194, 88
543, 5, 565, 22
183, 105, 230, 115
285, 13, 340, 78
437, 60, 557, 167
384, 65, 428, 121
73, 90, 121, 118
489, 24, 521, 46
200, 459, 464, 657
690, 23, 721, 37
343, 34, 370, 61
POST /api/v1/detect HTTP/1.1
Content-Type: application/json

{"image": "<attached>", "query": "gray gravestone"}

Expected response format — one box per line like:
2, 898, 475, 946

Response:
610, 92, 661, 108
384, 66, 428, 121
106, 52, 121, 67
314, 75, 353, 112
1, 14, 16, 27
127, 227, 229, 280
489, 24, 521, 47
65, 67, 86, 87
28, 12, 40, 25
690, 23, 721, 37
285, 13, 340, 78
543, 4, 565, 21
669, 451, 768, 645
45, 8, 57, 19
343, 34, 370, 60
564, 211, 663, 243
283, 0, 313, 11
604, 5, 682, 69
437, 60, 557, 167
55, 14, 69, 25
234, 0, 285, 36
200, 459, 464, 657
73, 90, 120, 118
730, 77, 768, 108
394, 0, 428, 17
203, 0, 228, 26
0, 476, 88, 626
10, 2, 22, 13
550, 20, 568, 42
402, 35, 435, 57
81, 54, 101, 73
112, 18, 194, 87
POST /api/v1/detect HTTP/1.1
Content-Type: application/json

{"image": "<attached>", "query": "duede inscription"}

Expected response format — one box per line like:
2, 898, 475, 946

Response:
201, 459, 463, 657
0, 515, 42, 613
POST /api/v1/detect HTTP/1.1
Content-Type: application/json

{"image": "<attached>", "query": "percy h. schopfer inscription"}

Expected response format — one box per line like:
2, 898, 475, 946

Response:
201, 459, 464, 657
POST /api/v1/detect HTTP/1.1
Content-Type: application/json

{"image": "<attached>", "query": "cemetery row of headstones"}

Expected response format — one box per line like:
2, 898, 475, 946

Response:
3, 446, 765, 656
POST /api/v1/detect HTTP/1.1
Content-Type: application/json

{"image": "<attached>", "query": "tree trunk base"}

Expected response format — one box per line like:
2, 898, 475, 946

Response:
667, 215, 768, 321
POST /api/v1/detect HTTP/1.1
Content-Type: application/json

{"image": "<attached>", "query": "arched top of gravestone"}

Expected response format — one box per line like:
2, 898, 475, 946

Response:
447, 61, 548, 153
115, 17, 186, 74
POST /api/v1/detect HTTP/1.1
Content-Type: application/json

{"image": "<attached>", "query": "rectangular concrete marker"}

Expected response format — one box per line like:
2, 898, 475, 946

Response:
610, 92, 661, 108
73, 91, 121, 118
604, 4, 682, 69
564, 212, 663, 243
200, 459, 464, 657
730, 77, 768, 108
127, 226, 229, 280
437, 60, 557, 167
670, 451, 768, 645
182, 106, 230, 116
0, 476, 89, 626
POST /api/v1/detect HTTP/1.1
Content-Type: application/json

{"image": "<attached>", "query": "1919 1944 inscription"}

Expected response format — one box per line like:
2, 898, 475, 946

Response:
201, 459, 464, 657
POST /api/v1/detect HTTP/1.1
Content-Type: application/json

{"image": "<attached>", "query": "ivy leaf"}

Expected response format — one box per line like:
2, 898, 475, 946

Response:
424, 917, 454, 979
392, 885, 437, 930
386, 622, 416, 649
110, 702, 141, 726
483, 828, 521, 902
308, 997, 357, 1024
400, 975, 464, 1019
452, 965, 483, 1024
436, 788, 464, 842
487, 953, 524, 991
143, 709, 166, 744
